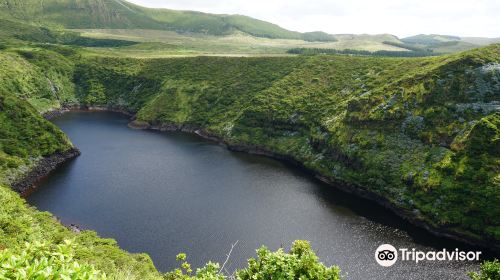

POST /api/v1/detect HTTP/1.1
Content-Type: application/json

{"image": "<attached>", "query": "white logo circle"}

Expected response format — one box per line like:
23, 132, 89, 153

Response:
375, 244, 398, 267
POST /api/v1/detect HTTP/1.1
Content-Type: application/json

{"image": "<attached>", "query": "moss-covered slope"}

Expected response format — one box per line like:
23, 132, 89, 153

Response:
0, 103, 161, 279
129, 46, 499, 249
0, 43, 498, 279
0, 0, 336, 41
33, 43, 496, 248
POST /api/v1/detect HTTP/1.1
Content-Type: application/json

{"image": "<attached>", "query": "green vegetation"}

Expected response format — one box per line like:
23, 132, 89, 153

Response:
0, 2, 499, 278
400, 34, 481, 53
402, 34, 462, 45
74, 29, 395, 56
0, 89, 73, 185
1, 0, 494, 57
0, 232, 340, 280
236, 241, 341, 280
164, 241, 340, 280
0, 241, 106, 279
287, 47, 436, 57
0, 0, 334, 42
0, 184, 162, 279
468, 260, 500, 280
382, 41, 433, 52
1, 36, 499, 249
221, 15, 336, 42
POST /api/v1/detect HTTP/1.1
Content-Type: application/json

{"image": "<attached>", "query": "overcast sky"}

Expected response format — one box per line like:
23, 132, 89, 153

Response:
127, 0, 499, 38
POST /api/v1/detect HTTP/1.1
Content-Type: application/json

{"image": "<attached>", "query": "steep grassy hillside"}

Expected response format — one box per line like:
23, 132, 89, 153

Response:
0, 90, 71, 185
3, 42, 492, 248
1, 44, 498, 251
221, 15, 335, 41
0, 92, 163, 279
70, 45, 500, 249
0, 0, 335, 42
3, 0, 499, 56
401, 34, 486, 53
1, 41, 499, 247
1, 4, 498, 277
0, 45, 343, 279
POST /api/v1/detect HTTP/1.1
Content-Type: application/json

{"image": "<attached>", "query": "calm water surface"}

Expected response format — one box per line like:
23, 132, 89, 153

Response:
28, 112, 482, 279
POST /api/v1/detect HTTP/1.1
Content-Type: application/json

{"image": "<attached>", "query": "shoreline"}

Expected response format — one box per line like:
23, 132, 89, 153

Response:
129, 119, 500, 255
12, 147, 81, 196
43, 105, 134, 120
16, 107, 498, 255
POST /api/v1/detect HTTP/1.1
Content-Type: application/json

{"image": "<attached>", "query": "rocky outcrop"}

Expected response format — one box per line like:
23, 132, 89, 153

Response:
128, 120, 151, 129
12, 148, 81, 195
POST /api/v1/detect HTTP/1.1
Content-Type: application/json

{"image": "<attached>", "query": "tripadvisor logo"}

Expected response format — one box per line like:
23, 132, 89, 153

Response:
375, 244, 482, 267
375, 244, 398, 267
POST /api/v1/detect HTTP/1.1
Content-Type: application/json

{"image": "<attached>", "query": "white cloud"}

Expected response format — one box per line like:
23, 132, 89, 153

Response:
126, 0, 500, 37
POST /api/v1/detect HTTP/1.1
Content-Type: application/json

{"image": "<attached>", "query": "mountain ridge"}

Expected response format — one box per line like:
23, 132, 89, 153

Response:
1, 0, 498, 54
0, 0, 337, 41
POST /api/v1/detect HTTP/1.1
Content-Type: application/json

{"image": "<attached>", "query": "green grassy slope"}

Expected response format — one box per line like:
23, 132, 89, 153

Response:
72, 28, 407, 56
0, 0, 336, 42
0, 100, 161, 279
221, 15, 336, 41
128, 46, 498, 247
0, 38, 498, 278
0, 89, 72, 185
2, 41, 499, 248
401, 34, 487, 53
15, 42, 493, 247
4, 0, 500, 56
0, 45, 342, 279
2, 43, 499, 245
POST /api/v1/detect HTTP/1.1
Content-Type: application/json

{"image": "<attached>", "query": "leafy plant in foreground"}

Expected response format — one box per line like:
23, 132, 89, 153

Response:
164, 240, 341, 280
468, 260, 500, 280
0, 240, 106, 280
237, 240, 341, 280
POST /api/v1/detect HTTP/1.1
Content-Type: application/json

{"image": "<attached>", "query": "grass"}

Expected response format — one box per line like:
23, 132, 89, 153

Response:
0, 0, 336, 42
74, 29, 410, 56
0, 3, 487, 58
1, 37, 499, 246
0, 7, 498, 278
0, 184, 163, 279
0, 44, 343, 279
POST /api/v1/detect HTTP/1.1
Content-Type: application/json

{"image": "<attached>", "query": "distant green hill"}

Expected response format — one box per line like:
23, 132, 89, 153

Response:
400, 34, 497, 53
4, 1, 499, 54
402, 34, 462, 45
0, 0, 336, 42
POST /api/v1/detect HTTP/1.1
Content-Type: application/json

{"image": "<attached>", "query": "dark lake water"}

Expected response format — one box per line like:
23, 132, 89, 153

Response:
28, 112, 482, 279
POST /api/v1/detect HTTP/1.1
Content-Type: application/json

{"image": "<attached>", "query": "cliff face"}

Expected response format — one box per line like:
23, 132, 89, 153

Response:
0, 69, 162, 279
131, 46, 500, 250
11, 147, 80, 195
0, 44, 499, 252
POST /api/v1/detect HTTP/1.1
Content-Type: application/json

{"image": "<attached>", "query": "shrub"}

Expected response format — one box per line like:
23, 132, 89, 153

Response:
237, 240, 341, 280
0, 240, 106, 279
468, 260, 500, 280
164, 240, 341, 280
